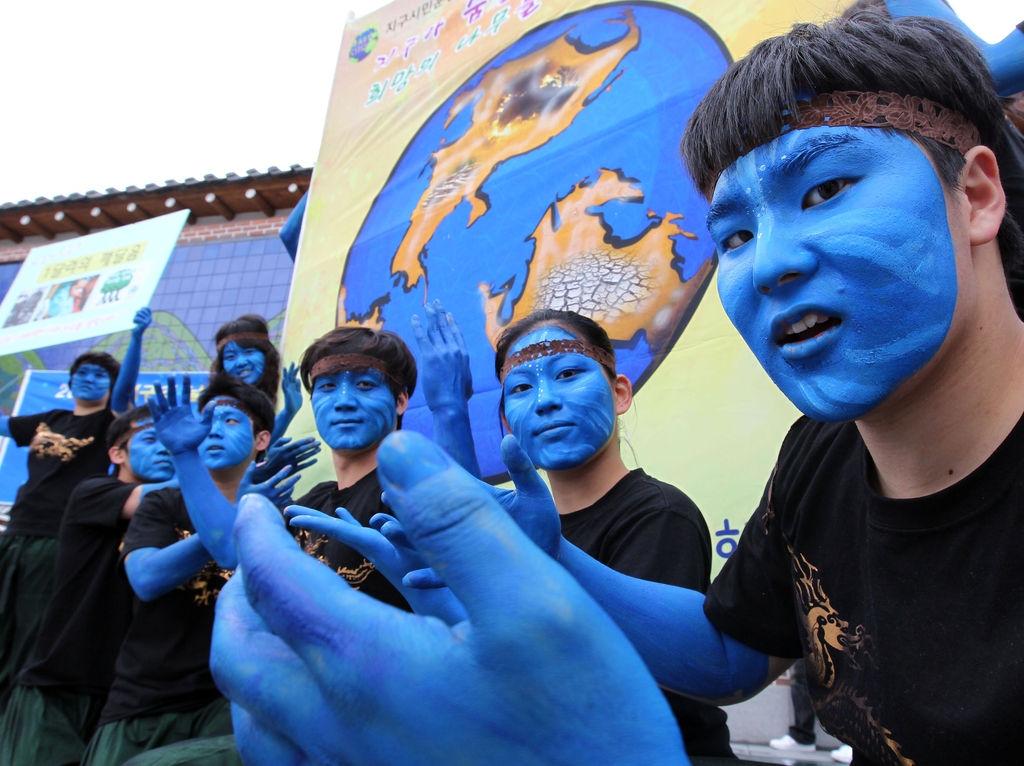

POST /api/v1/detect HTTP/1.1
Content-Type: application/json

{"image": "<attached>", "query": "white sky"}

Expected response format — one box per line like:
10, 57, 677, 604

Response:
0, 0, 1017, 206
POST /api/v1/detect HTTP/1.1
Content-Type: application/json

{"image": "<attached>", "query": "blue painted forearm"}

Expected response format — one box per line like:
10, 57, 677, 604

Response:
560, 541, 768, 701
126, 538, 211, 601
139, 478, 179, 499
0, 416, 9, 439
271, 409, 294, 444
430, 405, 482, 479
111, 331, 145, 414
173, 450, 239, 569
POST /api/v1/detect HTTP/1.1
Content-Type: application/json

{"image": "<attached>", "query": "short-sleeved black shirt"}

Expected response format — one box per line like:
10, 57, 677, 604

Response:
18, 476, 137, 693
705, 416, 1024, 766
99, 487, 232, 725
5, 408, 115, 537
293, 469, 410, 612
560, 469, 731, 758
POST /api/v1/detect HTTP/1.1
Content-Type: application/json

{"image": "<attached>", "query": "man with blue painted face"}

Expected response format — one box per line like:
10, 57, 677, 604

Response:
208, 12, 1024, 766
0, 307, 152, 713
79, 375, 282, 766
286, 327, 418, 611
0, 407, 177, 766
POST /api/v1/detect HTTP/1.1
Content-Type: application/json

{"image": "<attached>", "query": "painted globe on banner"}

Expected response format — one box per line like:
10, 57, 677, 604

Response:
339, 3, 730, 478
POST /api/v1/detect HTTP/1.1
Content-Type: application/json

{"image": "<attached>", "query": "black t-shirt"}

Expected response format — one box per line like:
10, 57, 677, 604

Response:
18, 476, 137, 694
560, 469, 732, 758
705, 415, 1024, 766
99, 487, 232, 725
293, 470, 411, 612
5, 408, 115, 537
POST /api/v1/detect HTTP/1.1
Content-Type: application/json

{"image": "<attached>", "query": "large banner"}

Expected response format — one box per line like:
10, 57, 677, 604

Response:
0, 370, 209, 505
0, 211, 187, 356
285, 0, 846, 572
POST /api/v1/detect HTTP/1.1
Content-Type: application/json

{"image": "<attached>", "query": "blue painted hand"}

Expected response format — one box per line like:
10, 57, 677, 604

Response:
502, 327, 616, 470
281, 362, 303, 415
240, 463, 301, 510
251, 436, 320, 485
148, 376, 212, 455
222, 341, 266, 386
132, 307, 152, 337
70, 364, 111, 402
126, 422, 175, 482
412, 299, 474, 411
310, 368, 401, 452
710, 127, 959, 421
212, 432, 690, 766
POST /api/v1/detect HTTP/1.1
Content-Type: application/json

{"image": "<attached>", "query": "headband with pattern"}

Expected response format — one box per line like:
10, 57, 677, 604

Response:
113, 421, 154, 449
499, 339, 617, 383
788, 91, 980, 154
309, 354, 406, 392
217, 332, 271, 352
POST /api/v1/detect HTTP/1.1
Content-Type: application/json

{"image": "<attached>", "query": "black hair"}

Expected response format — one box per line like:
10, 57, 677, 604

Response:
106, 406, 154, 450
493, 310, 616, 415
681, 11, 1024, 272
212, 315, 281, 405
69, 351, 121, 395
198, 373, 276, 436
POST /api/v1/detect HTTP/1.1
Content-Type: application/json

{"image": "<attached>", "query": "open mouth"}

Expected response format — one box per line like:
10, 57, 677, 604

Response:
778, 312, 841, 345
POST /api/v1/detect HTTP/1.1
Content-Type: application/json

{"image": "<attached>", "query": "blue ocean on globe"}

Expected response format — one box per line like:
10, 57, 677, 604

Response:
340, 2, 730, 478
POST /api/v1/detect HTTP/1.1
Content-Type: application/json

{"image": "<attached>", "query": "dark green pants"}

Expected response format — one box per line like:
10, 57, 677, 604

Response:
0, 684, 105, 766
81, 698, 233, 766
0, 535, 59, 714
123, 735, 242, 766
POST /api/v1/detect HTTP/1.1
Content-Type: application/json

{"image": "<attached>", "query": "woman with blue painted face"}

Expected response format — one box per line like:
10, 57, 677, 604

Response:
0, 407, 178, 766
0, 308, 152, 713
212, 315, 304, 444
492, 309, 733, 760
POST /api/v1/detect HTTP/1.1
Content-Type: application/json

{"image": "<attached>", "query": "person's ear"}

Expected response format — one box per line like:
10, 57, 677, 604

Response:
612, 374, 633, 416
254, 430, 272, 453
109, 445, 128, 467
396, 390, 410, 416
961, 145, 1005, 248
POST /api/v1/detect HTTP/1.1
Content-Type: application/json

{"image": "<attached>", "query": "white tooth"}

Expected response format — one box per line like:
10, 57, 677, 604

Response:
804, 314, 818, 329
790, 319, 808, 334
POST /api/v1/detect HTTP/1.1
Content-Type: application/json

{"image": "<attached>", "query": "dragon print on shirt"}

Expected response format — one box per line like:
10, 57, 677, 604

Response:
791, 550, 913, 766
295, 530, 377, 586
29, 423, 94, 462
174, 527, 233, 605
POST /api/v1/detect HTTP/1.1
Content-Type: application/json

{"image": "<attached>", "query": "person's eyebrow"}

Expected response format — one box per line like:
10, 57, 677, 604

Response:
706, 189, 746, 232
773, 131, 863, 178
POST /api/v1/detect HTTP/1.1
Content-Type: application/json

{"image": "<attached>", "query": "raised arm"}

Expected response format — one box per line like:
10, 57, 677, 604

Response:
411, 300, 481, 478
124, 537, 211, 601
885, 0, 1024, 96
149, 376, 239, 569
270, 363, 304, 442
111, 308, 152, 414
0, 417, 9, 439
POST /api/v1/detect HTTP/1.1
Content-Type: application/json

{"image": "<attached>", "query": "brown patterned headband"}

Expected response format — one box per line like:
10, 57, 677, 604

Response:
499, 339, 617, 383
217, 332, 271, 352
113, 422, 154, 449
789, 91, 980, 154
309, 354, 406, 391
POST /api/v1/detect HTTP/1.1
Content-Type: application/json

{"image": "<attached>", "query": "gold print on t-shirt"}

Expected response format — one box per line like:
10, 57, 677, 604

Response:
816, 682, 915, 766
296, 530, 377, 587
174, 527, 234, 605
791, 552, 873, 687
29, 423, 94, 463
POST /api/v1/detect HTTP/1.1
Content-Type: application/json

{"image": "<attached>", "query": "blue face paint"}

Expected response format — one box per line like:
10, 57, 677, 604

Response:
311, 368, 399, 452
70, 364, 112, 402
221, 342, 266, 386
199, 401, 256, 470
709, 127, 958, 421
502, 327, 616, 471
127, 422, 175, 482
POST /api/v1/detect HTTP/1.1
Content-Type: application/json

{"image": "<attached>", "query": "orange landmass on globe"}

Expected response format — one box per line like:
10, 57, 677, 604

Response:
479, 168, 714, 353
390, 9, 641, 289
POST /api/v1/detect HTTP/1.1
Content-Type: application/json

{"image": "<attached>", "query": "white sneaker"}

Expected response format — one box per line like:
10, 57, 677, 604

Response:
769, 735, 816, 752
831, 745, 854, 763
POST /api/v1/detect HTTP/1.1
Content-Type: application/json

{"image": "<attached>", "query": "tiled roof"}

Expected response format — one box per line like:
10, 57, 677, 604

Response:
0, 165, 312, 244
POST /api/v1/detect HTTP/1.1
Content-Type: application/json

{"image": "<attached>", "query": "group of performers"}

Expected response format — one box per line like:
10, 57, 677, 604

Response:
0, 2, 1023, 765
